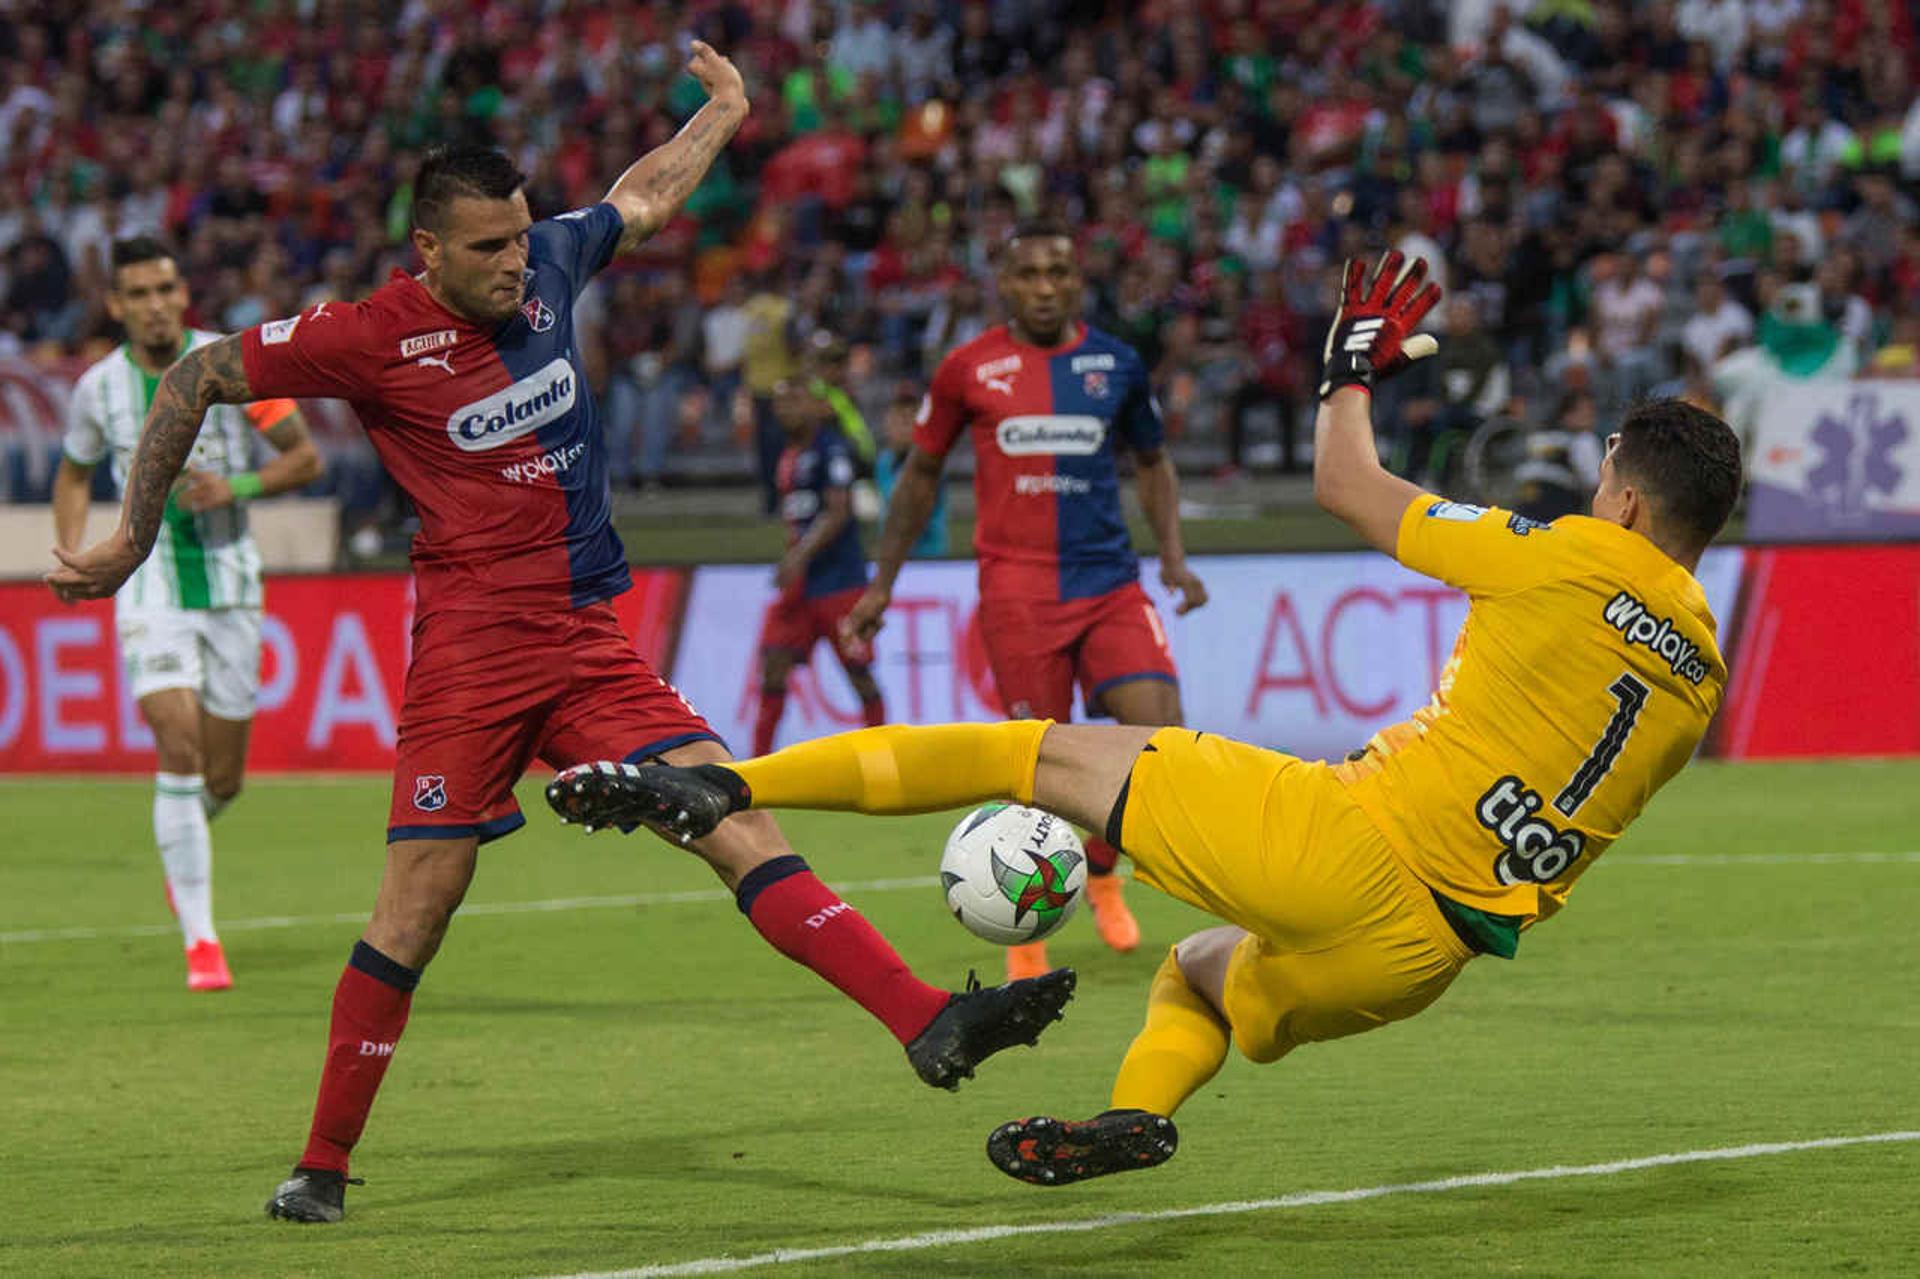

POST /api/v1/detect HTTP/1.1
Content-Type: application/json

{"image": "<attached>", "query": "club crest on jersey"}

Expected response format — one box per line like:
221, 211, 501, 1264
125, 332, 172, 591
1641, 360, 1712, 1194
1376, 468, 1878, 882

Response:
1082, 370, 1110, 399
976, 354, 1022, 395
412, 774, 448, 812
447, 357, 577, 451
521, 294, 556, 333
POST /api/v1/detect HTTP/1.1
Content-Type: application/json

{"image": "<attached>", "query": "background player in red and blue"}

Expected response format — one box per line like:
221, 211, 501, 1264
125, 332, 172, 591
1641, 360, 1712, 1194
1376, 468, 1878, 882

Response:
49, 43, 1076, 1225
845, 218, 1210, 981
755, 378, 886, 756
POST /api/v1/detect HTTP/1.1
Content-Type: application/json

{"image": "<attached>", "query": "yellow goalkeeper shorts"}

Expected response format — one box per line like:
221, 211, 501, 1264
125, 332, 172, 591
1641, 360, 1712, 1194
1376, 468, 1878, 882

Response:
1117, 727, 1474, 1063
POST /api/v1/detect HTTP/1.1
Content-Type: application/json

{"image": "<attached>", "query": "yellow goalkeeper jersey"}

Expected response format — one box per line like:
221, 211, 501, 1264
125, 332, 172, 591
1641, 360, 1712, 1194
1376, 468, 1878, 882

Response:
1333, 496, 1726, 931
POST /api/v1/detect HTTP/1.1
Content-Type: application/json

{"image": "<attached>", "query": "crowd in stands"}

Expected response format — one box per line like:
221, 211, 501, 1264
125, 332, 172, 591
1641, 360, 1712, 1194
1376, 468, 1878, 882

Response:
4, 0, 1920, 519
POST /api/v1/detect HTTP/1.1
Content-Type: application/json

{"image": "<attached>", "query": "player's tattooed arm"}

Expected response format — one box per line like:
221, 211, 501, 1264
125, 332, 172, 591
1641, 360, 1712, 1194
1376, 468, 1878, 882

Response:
121, 335, 252, 550
606, 41, 747, 252
45, 335, 251, 601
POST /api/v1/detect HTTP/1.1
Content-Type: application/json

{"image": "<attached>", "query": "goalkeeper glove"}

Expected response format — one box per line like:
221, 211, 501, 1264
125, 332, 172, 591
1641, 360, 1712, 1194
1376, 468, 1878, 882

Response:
1318, 250, 1443, 400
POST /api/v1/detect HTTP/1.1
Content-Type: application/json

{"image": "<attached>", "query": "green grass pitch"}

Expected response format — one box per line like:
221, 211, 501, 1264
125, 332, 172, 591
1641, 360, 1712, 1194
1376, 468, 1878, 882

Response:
2, 759, 1917, 1276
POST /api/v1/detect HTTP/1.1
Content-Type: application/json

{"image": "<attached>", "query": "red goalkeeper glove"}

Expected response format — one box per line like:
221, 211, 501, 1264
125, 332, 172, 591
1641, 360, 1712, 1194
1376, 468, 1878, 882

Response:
1317, 251, 1443, 400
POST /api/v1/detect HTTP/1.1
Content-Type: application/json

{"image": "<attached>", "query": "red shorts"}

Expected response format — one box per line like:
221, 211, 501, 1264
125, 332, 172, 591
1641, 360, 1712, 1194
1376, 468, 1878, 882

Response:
976, 580, 1178, 721
387, 603, 719, 844
758, 585, 874, 667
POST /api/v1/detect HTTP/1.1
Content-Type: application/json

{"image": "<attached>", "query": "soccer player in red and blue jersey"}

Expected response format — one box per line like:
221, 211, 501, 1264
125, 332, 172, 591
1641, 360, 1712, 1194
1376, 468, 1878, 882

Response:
755, 379, 886, 756
48, 43, 1073, 1224
845, 220, 1210, 981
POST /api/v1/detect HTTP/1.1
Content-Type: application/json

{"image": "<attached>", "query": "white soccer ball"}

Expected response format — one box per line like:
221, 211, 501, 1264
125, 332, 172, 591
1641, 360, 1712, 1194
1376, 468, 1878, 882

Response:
940, 803, 1087, 945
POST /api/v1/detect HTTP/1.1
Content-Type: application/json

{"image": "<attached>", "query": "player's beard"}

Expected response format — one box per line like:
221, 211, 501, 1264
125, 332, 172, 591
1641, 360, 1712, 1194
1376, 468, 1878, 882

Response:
136, 320, 185, 368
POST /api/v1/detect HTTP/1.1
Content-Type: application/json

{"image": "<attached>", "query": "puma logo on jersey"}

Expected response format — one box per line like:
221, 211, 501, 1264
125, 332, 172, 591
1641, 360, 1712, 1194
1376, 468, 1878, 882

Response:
1602, 592, 1709, 684
976, 354, 1022, 395
1477, 775, 1586, 885
1343, 318, 1384, 352
416, 353, 456, 375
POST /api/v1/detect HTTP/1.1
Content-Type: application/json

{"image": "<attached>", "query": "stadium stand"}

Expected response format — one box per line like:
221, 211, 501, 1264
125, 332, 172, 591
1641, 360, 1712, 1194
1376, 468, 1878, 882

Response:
2, 0, 1917, 527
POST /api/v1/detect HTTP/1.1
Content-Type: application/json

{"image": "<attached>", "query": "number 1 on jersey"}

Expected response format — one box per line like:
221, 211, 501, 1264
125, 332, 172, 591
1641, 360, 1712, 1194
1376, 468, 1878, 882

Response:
1554, 672, 1651, 818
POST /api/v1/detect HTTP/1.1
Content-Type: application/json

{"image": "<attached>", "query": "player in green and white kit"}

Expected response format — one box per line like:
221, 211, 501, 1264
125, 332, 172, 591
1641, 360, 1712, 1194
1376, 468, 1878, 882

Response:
53, 237, 322, 991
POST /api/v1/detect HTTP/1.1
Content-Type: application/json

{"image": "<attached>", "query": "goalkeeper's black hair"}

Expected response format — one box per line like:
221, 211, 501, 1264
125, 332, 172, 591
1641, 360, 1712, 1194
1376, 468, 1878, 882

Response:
413, 145, 527, 233
1611, 399, 1743, 552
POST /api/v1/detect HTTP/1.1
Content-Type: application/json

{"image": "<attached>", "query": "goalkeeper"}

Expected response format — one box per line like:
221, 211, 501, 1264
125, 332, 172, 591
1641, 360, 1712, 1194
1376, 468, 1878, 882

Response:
550, 252, 1741, 1185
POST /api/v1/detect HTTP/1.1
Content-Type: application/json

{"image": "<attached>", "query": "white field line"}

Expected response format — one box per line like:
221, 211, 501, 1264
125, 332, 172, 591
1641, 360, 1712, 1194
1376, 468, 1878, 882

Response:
4, 852, 1916, 947
547, 1129, 1920, 1279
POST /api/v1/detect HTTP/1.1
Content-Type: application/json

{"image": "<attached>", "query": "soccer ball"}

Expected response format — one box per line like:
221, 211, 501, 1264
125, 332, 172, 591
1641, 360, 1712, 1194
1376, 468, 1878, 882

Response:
940, 803, 1087, 945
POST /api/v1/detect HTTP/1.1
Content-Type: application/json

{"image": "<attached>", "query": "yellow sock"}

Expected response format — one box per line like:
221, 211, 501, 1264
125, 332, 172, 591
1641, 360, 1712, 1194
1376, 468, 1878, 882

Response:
732, 721, 1050, 814
1108, 947, 1231, 1117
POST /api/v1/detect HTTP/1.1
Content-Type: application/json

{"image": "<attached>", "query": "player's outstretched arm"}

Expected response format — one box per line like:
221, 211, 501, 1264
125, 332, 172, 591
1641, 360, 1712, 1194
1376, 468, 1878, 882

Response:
1132, 447, 1208, 614
843, 445, 945, 642
46, 335, 251, 601
1313, 389, 1426, 554
1312, 252, 1442, 557
604, 40, 748, 253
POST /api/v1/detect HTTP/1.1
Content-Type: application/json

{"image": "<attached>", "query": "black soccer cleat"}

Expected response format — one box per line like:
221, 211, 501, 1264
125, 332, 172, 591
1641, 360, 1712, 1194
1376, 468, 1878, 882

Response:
987, 1110, 1178, 1186
906, 967, 1076, 1091
545, 760, 747, 843
264, 1165, 362, 1223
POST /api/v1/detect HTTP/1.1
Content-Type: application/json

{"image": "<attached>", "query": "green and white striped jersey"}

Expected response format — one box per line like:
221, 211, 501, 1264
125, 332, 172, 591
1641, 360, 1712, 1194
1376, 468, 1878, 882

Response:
63, 329, 266, 611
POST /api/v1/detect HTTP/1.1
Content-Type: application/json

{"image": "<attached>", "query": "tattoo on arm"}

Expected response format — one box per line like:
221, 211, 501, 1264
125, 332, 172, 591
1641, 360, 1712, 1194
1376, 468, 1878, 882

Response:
123, 335, 252, 552
611, 98, 747, 252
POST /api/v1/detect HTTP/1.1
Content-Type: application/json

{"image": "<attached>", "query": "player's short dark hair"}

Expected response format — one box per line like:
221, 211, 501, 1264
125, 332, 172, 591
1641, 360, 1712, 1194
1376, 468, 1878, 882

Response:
109, 235, 176, 284
413, 145, 527, 233
999, 216, 1078, 270
1007, 216, 1075, 248
1611, 398, 1743, 552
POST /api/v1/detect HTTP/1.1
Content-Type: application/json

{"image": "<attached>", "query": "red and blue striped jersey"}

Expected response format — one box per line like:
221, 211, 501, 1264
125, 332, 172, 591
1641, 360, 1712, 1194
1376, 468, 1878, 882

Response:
241, 204, 629, 616
916, 323, 1163, 601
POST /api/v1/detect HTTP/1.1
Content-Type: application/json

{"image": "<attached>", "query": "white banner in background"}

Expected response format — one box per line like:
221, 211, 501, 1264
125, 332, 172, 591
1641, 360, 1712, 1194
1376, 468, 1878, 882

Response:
674, 549, 1745, 763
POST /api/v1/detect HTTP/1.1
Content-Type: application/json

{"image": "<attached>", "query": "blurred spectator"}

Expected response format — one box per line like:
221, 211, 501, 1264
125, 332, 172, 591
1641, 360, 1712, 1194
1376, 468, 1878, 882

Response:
703, 273, 750, 447
1227, 268, 1304, 474
1386, 294, 1512, 485
740, 274, 795, 514
1591, 253, 1668, 406
1, 0, 1916, 508
1682, 273, 1756, 370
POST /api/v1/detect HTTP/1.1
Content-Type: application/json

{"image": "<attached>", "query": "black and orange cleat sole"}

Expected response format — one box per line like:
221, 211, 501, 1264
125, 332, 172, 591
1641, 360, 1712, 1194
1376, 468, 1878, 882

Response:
986, 1110, 1177, 1186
